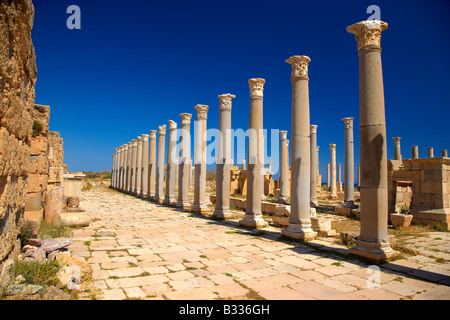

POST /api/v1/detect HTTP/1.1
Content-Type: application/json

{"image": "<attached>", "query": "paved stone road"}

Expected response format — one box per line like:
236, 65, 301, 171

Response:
67, 186, 450, 300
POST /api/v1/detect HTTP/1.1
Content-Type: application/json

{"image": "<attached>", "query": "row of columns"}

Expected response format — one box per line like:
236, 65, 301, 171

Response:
112, 19, 400, 263
394, 139, 448, 160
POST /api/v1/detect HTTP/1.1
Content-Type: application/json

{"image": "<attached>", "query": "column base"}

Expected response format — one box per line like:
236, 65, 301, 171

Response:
310, 199, 318, 208
212, 208, 232, 220
343, 200, 358, 209
176, 201, 191, 211
239, 215, 268, 229
348, 239, 399, 264
163, 197, 176, 206
191, 204, 211, 214
278, 196, 289, 204
281, 223, 317, 241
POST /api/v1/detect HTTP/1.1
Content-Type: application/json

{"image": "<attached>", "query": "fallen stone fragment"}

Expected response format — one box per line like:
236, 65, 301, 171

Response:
24, 248, 47, 262
40, 239, 73, 253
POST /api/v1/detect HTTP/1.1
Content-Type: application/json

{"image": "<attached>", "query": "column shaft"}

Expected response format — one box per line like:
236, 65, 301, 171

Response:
279, 131, 289, 203
148, 131, 157, 198
155, 126, 167, 203
193, 105, 209, 212
164, 121, 177, 205
310, 125, 318, 206
141, 135, 149, 197
177, 114, 192, 209
343, 118, 356, 206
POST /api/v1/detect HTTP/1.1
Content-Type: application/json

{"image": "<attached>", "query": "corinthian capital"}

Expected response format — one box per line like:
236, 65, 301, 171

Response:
180, 113, 192, 126
342, 117, 354, 129
279, 130, 288, 141
142, 134, 149, 142
195, 104, 209, 120
249, 78, 265, 98
285, 55, 311, 80
149, 130, 157, 140
159, 125, 167, 136
310, 125, 318, 134
347, 20, 388, 51
168, 120, 177, 130
218, 93, 236, 111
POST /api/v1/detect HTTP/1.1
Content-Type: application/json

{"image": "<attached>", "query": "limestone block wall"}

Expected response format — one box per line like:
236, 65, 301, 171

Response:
0, 0, 36, 262
47, 131, 65, 189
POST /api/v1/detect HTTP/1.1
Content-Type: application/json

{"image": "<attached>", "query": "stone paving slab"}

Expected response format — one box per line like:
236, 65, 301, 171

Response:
65, 187, 450, 300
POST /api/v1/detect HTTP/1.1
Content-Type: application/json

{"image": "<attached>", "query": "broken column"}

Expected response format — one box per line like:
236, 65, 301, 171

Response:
281, 56, 316, 240
428, 147, 434, 158
279, 130, 290, 204
176, 113, 192, 210
342, 117, 356, 207
192, 105, 210, 213
412, 145, 419, 159
329, 144, 337, 198
310, 125, 318, 206
240, 79, 268, 229
148, 130, 157, 198
155, 125, 167, 203
393, 137, 402, 161
164, 120, 178, 205
213, 94, 235, 219
347, 19, 396, 261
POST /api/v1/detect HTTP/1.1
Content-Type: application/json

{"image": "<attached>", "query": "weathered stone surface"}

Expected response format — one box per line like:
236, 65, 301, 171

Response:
44, 186, 64, 225
56, 252, 92, 286
390, 213, 413, 229
60, 212, 90, 227
40, 239, 73, 253
24, 248, 46, 262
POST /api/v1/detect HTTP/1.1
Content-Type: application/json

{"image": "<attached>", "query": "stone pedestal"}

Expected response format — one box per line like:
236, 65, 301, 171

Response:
240, 79, 268, 229
347, 20, 397, 262
192, 105, 210, 213
176, 113, 192, 210
329, 144, 337, 198
310, 125, 318, 206
148, 131, 157, 198
281, 56, 316, 240
141, 134, 149, 198
155, 125, 166, 203
342, 117, 356, 207
213, 94, 235, 220
279, 131, 290, 204
164, 121, 177, 205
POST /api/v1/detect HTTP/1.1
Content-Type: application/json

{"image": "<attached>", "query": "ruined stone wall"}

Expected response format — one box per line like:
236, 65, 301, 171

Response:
47, 131, 65, 189
0, 0, 36, 262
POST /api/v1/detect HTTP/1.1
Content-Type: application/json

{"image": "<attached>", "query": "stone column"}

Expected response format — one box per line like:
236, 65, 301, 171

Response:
148, 130, 157, 198
329, 144, 337, 198
281, 56, 316, 240
342, 117, 356, 207
327, 164, 330, 189
141, 134, 149, 198
316, 146, 320, 188
176, 113, 192, 210
164, 121, 177, 205
240, 79, 268, 229
347, 20, 396, 261
120, 144, 128, 191
130, 139, 137, 194
213, 94, 235, 219
278, 130, 289, 204
126, 141, 133, 193
242, 160, 246, 170
443, 150, 448, 157
412, 145, 419, 159
112, 152, 116, 189
192, 105, 210, 213
338, 163, 343, 192
155, 125, 167, 203
393, 137, 402, 161
310, 125, 318, 206
428, 147, 434, 158
135, 136, 143, 195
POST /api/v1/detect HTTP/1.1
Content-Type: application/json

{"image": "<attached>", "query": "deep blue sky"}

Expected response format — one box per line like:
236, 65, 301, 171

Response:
32, 0, 450, 181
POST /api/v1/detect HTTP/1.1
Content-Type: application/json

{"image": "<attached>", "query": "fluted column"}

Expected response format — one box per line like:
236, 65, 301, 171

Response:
281, 55, 316, 240
240, 79, 268, 229
342, 117, 356, 207
148, 130, 157, 198
141, 134, 149, 198
347, 20, 396, 261
192, 105, 210, 213
310, 125, 318, 206
126, 141, 133, 193
177, 113, 192, 210
213, 94, 235, 219
164, 121, 178, 205
279, 130, 289, 204
135, 136, 143, 195
155, 125, 167, 203
393, 137, 402, 161
329, 144, 337, 198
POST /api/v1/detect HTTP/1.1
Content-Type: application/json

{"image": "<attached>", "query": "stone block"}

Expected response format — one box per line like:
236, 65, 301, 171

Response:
311, 217, 337, 237
44, 186, 64, 226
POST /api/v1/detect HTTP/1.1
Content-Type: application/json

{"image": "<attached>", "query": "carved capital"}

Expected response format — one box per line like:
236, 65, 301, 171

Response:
330, 144, 336, 151
218, 93, 236, 111
180, 113, 192, 126
342, 117, 354, 129
141, 134, 149, 142
158, 125, 167, 136
131, 139, 137, 147
285, 56, 311, 80
249, 78, 265, 98
310, 125, 318, 135
195, 104, 209, 120
149, 131, 157, 140
393, 137, 401, 144
168, 120, 177, 130
123, 144, 128, 151
347, 20, 388, 51
279, 130, 288, 141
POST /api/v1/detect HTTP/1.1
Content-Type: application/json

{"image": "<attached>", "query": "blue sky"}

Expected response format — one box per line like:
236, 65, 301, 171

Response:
32, 0, 450, 181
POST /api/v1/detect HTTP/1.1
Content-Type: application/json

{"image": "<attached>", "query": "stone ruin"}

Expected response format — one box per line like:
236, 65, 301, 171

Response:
0, 0, 87, 277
